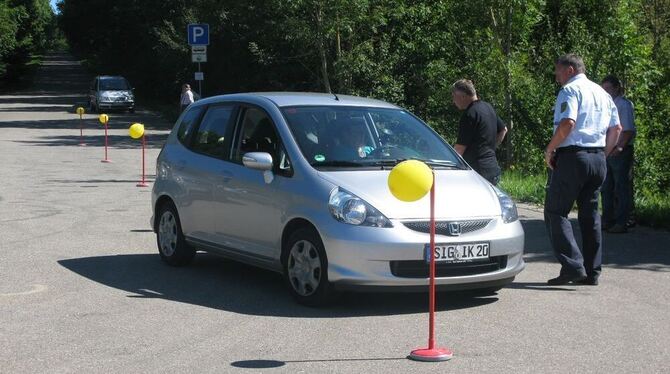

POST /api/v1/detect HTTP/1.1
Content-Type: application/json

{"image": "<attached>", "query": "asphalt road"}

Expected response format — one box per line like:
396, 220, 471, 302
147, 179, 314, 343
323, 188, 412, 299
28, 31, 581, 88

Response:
1, 53, 669, 374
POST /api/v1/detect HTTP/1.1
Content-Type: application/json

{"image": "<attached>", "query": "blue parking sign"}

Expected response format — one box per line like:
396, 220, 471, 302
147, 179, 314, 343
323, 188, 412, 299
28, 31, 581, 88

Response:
187, 24, 209, 46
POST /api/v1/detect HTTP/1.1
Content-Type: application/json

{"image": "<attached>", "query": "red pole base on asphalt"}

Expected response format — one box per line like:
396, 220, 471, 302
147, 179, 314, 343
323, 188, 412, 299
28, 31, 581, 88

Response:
409, 347, 453, 362
136, 182, 149, 187
100, 159, 112, 163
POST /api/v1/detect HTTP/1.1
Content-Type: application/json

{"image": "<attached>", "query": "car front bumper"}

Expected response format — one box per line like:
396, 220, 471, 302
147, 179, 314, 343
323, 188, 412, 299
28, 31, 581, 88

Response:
98, 101, 134, 110
318, 216, 525, 290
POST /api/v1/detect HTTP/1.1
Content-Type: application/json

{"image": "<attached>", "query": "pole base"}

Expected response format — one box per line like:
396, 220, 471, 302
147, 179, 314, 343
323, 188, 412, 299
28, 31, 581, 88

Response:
136, 182, 149, 187
79, 143, 86, 147
101, 159, 112, 163
409, 347, 453, 362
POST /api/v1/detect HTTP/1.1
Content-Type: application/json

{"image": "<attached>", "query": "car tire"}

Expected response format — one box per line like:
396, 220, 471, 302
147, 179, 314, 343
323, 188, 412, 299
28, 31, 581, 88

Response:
156, 202, 195, 266
284, 227, 336, 307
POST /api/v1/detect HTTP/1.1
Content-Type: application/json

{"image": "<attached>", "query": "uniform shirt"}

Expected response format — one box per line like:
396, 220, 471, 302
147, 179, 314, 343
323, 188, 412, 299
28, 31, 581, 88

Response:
180, 90, 194, 105
613, 95, 636, 145
456, 100, 505, 175
553, 74, 620, 148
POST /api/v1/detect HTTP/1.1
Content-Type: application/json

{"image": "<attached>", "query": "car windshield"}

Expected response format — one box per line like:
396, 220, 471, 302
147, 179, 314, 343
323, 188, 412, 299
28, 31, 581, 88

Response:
282, 106, 465, 170
99, 78, 130, 91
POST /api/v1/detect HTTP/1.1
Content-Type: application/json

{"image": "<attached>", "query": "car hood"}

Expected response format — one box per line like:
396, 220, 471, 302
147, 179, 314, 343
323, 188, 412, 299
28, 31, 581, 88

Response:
99, 90, 133, 99
317, 169, 501, 220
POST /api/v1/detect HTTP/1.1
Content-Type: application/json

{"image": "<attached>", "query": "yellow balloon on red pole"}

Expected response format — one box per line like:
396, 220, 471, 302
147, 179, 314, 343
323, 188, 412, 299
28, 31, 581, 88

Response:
129, 123, 145, 139
388, 160, 433, 202
76, 107, 85, 115
98, 114, 109, 124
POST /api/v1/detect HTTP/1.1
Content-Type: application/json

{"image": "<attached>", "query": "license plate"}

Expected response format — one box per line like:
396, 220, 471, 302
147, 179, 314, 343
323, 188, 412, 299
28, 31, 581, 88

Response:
424, 242, 490, 263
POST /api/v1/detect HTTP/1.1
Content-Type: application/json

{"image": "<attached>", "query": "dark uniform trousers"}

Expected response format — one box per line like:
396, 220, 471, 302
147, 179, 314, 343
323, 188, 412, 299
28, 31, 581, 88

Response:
544, 147, 607, 279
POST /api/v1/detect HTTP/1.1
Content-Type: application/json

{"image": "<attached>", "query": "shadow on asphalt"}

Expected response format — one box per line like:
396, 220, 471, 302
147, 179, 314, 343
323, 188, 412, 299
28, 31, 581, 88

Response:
230, 357, 409, 369
12, 134, 169, 149
521, 218, 670, 272
58, 253, 500, 317
0, 116, 172, 131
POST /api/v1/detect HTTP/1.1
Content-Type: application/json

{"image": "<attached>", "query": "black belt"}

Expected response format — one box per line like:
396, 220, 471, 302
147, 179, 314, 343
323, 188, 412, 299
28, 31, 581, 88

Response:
556, 146, 604, 154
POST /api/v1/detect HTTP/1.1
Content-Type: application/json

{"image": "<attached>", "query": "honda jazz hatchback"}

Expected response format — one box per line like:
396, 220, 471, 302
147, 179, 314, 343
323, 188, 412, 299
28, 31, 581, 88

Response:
151, 92, 525, 306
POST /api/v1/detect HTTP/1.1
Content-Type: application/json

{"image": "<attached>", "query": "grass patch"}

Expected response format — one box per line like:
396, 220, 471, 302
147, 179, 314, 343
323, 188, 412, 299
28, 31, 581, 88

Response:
635, 193, 670, 229
499, 170, 546, 206
500, 170, 670, 230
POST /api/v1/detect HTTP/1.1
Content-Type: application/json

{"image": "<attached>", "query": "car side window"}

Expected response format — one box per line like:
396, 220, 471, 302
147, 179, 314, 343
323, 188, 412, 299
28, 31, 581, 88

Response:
191, 105, 235, 159
176, 106, 204, 146
233, 107, 292, 175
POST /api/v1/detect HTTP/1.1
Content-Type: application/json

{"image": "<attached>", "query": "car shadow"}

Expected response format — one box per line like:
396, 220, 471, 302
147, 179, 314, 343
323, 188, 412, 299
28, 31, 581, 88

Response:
58, 253, 499, 318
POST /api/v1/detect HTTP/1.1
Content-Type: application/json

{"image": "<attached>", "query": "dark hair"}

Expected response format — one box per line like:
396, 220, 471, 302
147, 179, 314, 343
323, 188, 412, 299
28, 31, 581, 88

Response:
601, 74, 622, 90
451, 79, 477, 97
556, 53, 586, 74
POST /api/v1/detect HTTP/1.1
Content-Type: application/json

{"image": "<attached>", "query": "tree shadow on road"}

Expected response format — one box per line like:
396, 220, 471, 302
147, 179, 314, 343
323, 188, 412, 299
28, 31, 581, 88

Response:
520, 218, 670, 272
58, 253, 499, 318
13, 134, 168, 149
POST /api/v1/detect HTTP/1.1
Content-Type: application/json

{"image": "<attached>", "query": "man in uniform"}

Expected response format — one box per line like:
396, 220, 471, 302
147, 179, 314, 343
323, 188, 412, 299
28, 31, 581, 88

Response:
452, 79, 508, 185
544, 54, 622, 286
601, 75, 636, 233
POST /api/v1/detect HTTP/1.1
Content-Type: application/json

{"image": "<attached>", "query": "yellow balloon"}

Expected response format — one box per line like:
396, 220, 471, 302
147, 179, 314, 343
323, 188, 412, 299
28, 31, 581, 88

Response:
388, 160, 433, 202
76, 107, 85, 115
98, 114, 109, 124
129, 123, 145, 139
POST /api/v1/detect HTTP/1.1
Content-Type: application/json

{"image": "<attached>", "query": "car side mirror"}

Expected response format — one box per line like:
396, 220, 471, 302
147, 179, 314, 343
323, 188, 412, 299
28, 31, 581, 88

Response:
243, 152, 273, 171
243, 152, 276, 184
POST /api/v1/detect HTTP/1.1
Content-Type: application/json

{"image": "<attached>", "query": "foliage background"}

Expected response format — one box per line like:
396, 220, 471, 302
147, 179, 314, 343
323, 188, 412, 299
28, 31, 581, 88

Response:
53, 0, 670, 201
0, 0, 60, 82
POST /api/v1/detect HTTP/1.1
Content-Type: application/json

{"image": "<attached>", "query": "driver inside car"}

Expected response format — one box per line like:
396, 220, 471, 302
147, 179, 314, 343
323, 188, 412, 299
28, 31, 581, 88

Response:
327, 117, 375, 160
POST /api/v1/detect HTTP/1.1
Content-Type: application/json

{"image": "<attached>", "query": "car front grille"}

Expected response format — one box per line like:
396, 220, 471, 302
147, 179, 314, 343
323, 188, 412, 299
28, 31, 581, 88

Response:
390, 256, 507, 278
403, 219, 492, 236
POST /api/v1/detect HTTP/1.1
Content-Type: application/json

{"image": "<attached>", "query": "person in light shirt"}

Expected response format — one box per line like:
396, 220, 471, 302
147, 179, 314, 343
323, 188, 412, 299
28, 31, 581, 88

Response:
543, 54, 622, 287
180, 83, 194, 112
601, 75, 637, 233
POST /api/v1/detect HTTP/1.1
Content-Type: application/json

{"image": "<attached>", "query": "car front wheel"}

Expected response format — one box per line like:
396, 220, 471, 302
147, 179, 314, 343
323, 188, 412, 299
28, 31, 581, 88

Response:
156, 202, 195, 266
284, 227, 336, 306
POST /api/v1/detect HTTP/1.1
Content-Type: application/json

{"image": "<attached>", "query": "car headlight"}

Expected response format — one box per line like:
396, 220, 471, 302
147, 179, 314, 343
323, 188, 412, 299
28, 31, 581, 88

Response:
492, 186, 518, 223
328, 188, 392, 227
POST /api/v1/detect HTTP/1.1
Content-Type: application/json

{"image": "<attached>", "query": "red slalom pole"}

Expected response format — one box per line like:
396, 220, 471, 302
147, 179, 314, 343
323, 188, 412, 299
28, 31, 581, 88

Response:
136, 134, 149, 187
78, 113, 86, 146
101, 119, 111, 163
409, 171, 453, 362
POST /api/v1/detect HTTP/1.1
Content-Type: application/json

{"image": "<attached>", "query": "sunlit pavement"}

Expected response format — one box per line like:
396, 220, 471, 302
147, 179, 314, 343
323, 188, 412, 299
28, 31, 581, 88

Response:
1, 53, 668, 373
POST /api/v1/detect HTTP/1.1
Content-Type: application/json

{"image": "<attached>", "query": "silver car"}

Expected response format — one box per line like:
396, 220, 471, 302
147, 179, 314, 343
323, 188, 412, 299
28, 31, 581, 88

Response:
88, 75, 135, 113
151, 92, 525, 306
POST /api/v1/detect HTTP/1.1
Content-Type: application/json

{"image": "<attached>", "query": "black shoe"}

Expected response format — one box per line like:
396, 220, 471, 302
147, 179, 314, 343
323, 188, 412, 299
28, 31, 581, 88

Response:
547, 274, 586, 285
577, 277, 599, 286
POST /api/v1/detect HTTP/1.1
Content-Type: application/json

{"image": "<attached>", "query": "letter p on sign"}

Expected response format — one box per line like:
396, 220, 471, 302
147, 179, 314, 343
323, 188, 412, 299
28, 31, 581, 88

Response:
187, 24, 209, 46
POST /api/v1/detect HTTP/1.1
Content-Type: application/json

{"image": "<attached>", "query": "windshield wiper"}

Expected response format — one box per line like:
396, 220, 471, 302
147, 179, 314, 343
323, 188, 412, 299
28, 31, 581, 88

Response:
310, 160, 364, 167
362, 158, 466, 169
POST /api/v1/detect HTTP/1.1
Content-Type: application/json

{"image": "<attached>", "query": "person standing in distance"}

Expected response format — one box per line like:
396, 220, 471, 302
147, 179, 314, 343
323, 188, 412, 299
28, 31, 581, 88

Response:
601, 75, 636, 233
180, 83, 195, 112
452, 79, 508, 185
544, 54, 622, 286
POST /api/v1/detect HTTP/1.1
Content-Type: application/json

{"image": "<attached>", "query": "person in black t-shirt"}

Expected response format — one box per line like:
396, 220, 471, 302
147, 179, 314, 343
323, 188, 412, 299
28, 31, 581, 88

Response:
451, 79, 508, 185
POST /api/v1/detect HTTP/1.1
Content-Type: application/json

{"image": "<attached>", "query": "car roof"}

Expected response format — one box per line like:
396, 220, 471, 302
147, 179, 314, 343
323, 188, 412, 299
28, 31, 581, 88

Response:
196, 92, 400, 109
